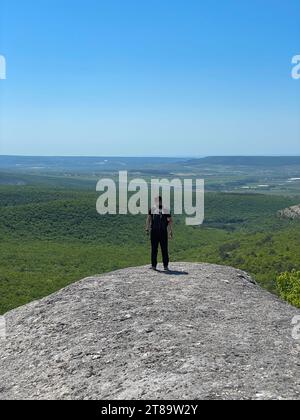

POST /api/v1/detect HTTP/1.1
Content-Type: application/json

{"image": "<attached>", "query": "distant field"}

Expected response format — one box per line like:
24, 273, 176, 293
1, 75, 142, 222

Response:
0, 166, 299, 314
1, 155, 300, 195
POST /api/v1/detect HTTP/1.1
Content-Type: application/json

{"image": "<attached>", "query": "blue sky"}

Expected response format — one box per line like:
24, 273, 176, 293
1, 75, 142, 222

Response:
0, 0, 299, 156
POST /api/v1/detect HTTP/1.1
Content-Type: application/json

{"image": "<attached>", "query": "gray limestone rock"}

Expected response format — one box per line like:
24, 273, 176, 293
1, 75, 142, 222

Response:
0, 263, 299, 400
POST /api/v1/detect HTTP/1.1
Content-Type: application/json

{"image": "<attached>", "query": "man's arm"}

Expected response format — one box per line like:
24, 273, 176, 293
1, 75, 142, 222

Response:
145, 214, 152, 234
167, 216, 173, 238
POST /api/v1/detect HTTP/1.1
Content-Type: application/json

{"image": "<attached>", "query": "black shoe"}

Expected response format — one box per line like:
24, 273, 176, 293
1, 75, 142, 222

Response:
164, 266, 170, 272
150, 266, 157, 271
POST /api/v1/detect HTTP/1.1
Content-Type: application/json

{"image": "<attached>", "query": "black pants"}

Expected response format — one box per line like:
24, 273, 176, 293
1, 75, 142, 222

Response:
151, 230, 169, 268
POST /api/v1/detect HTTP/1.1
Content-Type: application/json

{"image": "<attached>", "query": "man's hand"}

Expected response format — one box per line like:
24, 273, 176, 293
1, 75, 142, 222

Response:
169, 231, 173, 240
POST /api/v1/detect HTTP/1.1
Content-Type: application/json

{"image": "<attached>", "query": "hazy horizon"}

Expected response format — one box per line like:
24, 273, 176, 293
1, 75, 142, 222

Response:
1, 154, 300, 159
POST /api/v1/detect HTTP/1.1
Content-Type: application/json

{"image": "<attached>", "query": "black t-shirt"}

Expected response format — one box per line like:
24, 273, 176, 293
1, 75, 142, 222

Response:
149, 206, 171, 233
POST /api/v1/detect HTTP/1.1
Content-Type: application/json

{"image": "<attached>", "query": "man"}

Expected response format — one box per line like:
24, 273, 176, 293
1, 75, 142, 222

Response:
145, 196, 173, 271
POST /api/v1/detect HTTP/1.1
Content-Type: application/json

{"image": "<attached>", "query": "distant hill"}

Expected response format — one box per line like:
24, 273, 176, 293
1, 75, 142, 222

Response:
187, 156, 300, 167
2, 155, 300, 173
1, 263, 300, 400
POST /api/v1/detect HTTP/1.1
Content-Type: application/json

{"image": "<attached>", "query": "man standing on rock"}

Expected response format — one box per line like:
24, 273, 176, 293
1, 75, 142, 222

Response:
145, 196, 173, 271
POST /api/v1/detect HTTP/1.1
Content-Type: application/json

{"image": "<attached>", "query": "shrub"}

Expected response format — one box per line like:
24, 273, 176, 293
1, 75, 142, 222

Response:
276, 271, 300, 308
